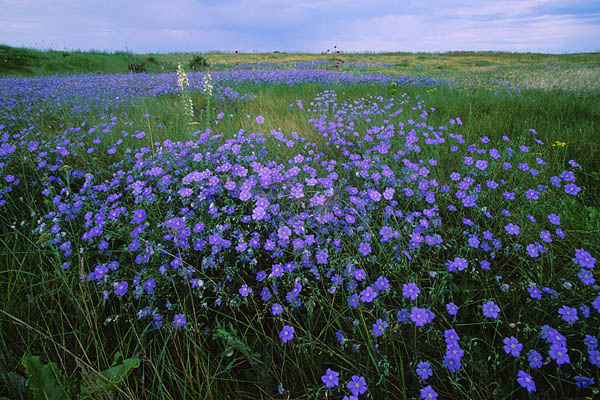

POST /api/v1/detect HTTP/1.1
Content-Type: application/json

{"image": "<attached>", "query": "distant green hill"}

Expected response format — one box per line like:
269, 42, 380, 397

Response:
0, 44, 172, 75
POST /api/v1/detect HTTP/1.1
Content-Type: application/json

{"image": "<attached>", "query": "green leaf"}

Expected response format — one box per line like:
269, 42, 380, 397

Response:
80, 355, 139, 397
101, 358, 140, 385
21, 355, 70, 400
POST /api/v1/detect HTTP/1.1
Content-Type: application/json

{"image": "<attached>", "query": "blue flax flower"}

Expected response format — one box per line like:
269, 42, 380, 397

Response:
420, 385, 438, 399
321, 368, 339, 389
558, 305, 578, 323
279, 325, 294, 343
549, 344, 570, 365
371, 318, 389, 337
416, 361, 432, 380
503, 336, 522, 357
517, 370, 536, 392
173, 313, 186, 328
347, 375, 367, 396
528, 350, 543, 368
482, 301, 500, 319
574, 376, 594, 389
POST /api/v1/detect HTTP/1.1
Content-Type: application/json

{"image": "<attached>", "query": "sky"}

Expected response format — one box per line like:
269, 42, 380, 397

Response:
1, 0, 599, 53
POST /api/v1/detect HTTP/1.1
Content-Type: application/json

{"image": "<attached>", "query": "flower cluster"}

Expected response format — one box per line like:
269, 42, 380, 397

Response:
0, 68, 596, 398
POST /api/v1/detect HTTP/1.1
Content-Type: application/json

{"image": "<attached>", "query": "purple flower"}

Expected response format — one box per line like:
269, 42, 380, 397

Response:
114, 281, 128, 296
277, 226, 292, 241
539, 231, 552, 243
411, 307, 434, 326
504, 223, 520, 235
443, 356, 461, 372
353, 268, 366, 281
256, 270, 266, 282
321, 368, 339, 389
316, 249, 328, 264
239, 191, 251, 201
545, 327, 566, 346
573, 248, 596, 269
93, 264, 108, 280
528, 284, 542, 300
347, 294, 359, 308
368, 189, 381, 202
584, 335, 598, 351
279, 325, 294, 343
526, 244, 539, 258
528, 350, 543, 368
564, 183, 581, 195
347, 375, 368, 396
360, 286, 377, 303
420, 385, 438, 399
517, 370, 536, 393
589, 350, 600, 367
578, 269, 595, 285
558, 305, 578, 323
178, 188, 193, 198
164, 217, 185, 231
271, 303, 283, 315
131, 209, 146, 224
358, 242, 371, 256
549, 344, 570, 365
446, 302, 459, 316
447, 257, 468, 272
444, 329, 460, 345
371, 318, 389, 337
475, 159, 488, 170
548, 213, 561, 225
173, 313, 186, 328
260, 287, 271, 302
416, 361, 432, 380
379, 226, 393, 242
503, 336, 523, 357
143, 279, 156, 293
525, 189, 540, 200
445, 345, 464, 360
467, 236, 480, 248
256, 115, 264, 124
374, 276, 390, 291
574, 376, 595, 389
482, 301, 500, 319
239, 284, 252, 297
252, 206, 266, 220
402, 283, 420, 300
397, 308, 410, 324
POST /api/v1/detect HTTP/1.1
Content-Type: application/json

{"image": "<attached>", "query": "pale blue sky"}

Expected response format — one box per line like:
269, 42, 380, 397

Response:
1, 0, 599, 53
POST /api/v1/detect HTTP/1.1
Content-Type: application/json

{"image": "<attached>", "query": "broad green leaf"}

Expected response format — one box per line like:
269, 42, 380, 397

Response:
80, 357, 139, 397
21, 355, 70, 400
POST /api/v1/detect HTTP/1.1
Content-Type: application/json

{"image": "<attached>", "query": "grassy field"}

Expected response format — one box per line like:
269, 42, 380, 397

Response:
2, 44, 600, 91
0, 46, 599, 399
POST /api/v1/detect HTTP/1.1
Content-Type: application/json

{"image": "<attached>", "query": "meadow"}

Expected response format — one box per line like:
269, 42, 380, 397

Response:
0, 45, 599, 399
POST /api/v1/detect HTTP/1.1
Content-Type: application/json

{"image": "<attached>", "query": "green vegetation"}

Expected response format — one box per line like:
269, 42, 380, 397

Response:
2, 44, 599, 91
0, 48, 599, 399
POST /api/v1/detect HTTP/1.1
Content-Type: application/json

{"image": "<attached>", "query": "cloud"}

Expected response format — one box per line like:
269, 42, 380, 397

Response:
0, 0, 598, 52
319, 1, 600, 53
